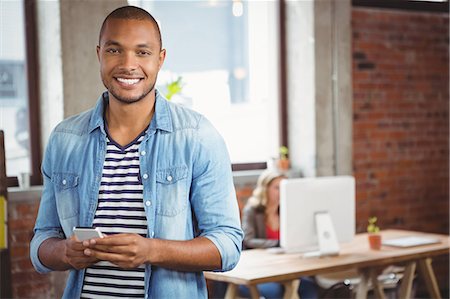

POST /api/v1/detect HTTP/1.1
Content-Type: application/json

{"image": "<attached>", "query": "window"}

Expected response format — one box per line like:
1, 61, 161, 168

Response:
0, 0, 41, 186
130, 0, 283, 169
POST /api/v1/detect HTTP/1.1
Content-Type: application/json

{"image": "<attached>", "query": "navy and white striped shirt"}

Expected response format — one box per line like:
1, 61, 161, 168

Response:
81, 131, 148, 299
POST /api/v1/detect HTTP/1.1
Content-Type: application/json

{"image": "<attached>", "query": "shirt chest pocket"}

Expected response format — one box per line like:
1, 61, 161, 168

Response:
52, 172, 80, 220
155, 166, 188, 217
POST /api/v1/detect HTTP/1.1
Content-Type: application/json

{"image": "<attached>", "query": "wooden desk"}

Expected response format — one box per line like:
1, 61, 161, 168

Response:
205, 230, 449, 299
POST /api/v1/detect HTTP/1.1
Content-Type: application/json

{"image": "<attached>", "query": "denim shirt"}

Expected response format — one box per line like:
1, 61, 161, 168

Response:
30, 90, 243, 299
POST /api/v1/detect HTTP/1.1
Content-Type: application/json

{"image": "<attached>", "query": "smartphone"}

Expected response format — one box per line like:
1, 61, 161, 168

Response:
73, 227, 104, 241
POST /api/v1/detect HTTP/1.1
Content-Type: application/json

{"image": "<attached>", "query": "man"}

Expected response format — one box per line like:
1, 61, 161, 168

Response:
30, 6, 243, 299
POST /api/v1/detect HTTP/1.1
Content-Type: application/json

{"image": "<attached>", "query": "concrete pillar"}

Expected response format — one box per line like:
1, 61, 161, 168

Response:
60, 0, 127, 118
315, 0, 353, 176
286, 0, 352, 177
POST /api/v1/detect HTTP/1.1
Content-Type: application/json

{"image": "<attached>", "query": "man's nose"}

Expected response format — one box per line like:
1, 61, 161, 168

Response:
119, 52, 138, 70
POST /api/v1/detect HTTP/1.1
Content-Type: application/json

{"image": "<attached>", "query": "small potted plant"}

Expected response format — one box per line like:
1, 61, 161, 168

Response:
277, 146, 290, 171
367, 216, 382, 250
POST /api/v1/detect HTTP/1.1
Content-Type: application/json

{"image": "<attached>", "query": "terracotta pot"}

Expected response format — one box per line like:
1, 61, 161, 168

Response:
277, 159, 290, 171
368, 233, 382, 250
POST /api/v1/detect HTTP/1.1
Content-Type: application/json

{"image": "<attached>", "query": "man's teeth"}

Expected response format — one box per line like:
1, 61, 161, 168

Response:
117, 78, 140, 85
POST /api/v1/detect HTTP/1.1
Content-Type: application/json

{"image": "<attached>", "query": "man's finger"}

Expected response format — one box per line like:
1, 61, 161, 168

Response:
89, 244, 135, 254
90, 234, 137, 246
85, 248, 126, 262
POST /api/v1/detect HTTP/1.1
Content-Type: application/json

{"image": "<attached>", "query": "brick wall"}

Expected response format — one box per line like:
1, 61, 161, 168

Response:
8, 199, 52, 298
235, 183, 254, 218
8, 196, 67, 299
352, 7, 449, 294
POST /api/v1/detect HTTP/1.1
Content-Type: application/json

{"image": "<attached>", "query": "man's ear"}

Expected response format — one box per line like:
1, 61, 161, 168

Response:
158, 49, 166, 70
96, 45, 101, 61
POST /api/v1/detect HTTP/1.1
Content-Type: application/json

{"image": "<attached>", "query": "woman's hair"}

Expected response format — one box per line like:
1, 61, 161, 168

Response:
247, 169, 286, 209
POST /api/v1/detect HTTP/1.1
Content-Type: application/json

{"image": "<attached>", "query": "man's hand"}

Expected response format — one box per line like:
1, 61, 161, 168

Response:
64, 235, 99, 270
82, 234, 221, 271
83, 233, 150, 269
38, 236, 99, 271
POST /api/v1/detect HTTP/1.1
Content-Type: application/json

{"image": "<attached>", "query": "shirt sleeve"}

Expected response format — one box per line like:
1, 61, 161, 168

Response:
190, 116, 244, 272
29, 133, 66, 273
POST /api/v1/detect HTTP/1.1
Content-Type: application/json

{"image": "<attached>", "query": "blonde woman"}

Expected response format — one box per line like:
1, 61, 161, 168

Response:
242, 170, 286, 249
239, 170, 318, 299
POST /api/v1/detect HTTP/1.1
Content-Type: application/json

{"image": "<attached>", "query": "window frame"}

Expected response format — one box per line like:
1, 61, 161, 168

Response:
6, 0, 42, 187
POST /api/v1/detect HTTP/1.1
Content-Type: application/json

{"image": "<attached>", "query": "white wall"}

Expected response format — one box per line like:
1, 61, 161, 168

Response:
286, 0, 317, 177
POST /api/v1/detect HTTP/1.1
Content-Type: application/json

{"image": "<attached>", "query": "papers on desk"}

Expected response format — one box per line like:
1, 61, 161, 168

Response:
266, 247, 285, 254
382, 236, 440, 248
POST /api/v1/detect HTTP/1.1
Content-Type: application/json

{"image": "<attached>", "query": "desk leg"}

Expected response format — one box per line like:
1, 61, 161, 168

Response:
398, 261, 416, 299
282, 279, 300, 299
370, 268, 387, 299
248, 285, 260, 299
418, 258, 442, 299
355, 269, 370, 299
224, 283, 238, 299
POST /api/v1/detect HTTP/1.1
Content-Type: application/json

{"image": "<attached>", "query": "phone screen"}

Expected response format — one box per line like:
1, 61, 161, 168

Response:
72, 227, 104, 241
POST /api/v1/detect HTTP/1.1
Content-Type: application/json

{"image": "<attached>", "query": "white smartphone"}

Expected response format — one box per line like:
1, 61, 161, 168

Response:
73, 227, 104, 241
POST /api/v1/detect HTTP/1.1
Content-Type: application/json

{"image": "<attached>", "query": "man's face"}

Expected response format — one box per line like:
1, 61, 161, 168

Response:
97, 18, 165, 105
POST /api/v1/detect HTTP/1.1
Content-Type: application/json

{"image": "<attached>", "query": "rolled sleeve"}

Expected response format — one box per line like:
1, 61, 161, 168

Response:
30, 229, 65, 273
203, 231, 242, 271
191, 117, 243, 272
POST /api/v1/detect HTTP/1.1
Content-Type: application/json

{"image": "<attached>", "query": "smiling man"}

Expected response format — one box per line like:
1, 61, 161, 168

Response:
30, 6, 243, 299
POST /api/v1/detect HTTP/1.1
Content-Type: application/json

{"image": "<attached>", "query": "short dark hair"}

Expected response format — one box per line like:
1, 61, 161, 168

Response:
99, 6, 162, 49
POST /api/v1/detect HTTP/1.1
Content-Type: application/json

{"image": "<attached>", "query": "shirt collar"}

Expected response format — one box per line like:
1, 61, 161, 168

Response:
150, 89, 173, 133
88, 89, 173, 134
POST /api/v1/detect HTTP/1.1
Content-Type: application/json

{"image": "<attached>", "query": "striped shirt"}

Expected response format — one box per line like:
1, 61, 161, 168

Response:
81, 131, 148, 299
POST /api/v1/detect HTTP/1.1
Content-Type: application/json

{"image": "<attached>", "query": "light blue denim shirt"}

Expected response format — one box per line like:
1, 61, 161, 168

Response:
30, 90, 243, 299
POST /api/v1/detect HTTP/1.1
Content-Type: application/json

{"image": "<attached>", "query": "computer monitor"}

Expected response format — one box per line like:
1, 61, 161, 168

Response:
279, 176, 355, 256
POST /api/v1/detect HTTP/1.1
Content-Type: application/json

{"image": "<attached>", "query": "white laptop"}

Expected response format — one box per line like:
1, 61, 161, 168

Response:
382, 236, 440, 248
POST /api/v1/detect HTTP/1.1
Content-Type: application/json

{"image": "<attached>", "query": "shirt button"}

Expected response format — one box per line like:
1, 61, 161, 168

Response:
141, 150, 146, 156
167, 175, 173, 182
145, 200, 151, 207
142, 173, 149, 180
62, 179, 67, 185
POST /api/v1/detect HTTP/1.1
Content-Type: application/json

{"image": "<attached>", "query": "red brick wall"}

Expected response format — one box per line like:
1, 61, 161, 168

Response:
353, 7, 449, 233
352, 7, 449, 293
8, 199, 53, 298
235, 184, 254, 218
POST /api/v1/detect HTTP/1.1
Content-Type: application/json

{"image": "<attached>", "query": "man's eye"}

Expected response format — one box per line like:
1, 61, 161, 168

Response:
137, 51, 151, 56
106, 48, 119, 54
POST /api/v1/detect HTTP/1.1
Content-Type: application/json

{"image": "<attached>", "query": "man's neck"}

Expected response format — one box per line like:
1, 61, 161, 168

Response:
105, 93, 156, 147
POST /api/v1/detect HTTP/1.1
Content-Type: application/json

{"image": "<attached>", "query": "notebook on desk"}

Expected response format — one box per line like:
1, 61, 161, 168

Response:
382, 236, 440, 248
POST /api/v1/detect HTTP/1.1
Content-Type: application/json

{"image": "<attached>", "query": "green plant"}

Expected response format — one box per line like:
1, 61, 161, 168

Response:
165, 76, 184, 100
367, 216, 380, 233
279, 146, 289, 160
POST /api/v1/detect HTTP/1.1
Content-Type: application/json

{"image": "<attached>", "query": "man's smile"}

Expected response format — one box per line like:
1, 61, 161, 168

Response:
117, 77, 140, 84
115, 77, 143, 86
